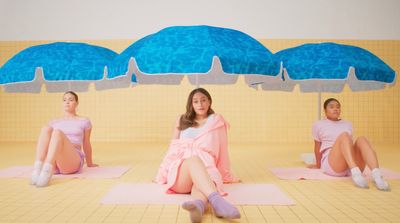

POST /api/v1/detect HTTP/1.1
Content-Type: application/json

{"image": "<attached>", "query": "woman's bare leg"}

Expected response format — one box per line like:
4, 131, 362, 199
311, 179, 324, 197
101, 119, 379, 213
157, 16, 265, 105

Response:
328, 132, 358, 172
172, 156, 240, 221
36, 130, 81, 187
44, 130, 81, 173
171, 156, 216, 196
328, 132, 368, 188
31, 126, 53, 185
355, 137, 389, 191
354, 136, 378, 170
171, 157, 213, 223
35, 126, 53, 161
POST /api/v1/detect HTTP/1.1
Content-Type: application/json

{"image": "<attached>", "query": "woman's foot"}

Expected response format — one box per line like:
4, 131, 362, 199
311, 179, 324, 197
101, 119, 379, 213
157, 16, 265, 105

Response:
30, 161, 43, 185
36, 163, 53, 187
208, 192, 240, 219
182, 199, 205, 223
371, 168, 390, 191
350, 167, 369, 189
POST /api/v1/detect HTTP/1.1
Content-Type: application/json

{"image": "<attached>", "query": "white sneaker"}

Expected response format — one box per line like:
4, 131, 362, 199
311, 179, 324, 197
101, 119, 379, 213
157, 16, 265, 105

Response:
30, 161, 43, 185
373, 176, 390, 191
36, 163, 53, 187
30, 169, 41, 185
351, 173, 369, 189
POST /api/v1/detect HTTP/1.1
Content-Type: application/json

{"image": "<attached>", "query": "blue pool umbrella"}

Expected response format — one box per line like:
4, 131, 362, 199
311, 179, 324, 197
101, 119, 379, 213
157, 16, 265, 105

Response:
0, 42, 118, 93
107, 25, 283, 88
276, 42, 396, 119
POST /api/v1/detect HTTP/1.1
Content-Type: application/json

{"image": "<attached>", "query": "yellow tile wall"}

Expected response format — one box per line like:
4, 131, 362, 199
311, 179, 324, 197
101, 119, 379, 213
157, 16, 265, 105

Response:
0, 40, 399, 144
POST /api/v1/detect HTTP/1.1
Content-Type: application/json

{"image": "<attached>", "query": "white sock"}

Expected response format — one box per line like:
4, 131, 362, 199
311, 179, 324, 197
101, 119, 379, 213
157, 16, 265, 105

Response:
350, 167, 368, 188
30, 161, 43, 185
36, 163, 53, 187
371, 168, 390, 191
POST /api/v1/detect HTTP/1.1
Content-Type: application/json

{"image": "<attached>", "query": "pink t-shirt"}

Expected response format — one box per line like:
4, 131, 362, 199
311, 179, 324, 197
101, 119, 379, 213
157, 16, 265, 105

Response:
49, 118, 92, 148
312, 119, 353, 153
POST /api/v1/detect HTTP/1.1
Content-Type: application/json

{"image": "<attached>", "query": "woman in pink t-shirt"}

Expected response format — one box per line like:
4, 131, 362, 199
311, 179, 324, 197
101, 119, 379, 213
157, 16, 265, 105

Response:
31, 91, 98, 187
309, 98, 389, 191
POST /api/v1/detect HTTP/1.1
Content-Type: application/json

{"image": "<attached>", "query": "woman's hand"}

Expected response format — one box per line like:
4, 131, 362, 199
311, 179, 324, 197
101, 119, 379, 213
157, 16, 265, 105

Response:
306, 164, 319, 169
232, 178, 241, 183
87, 163, 99, 167
223, 177, 241, 183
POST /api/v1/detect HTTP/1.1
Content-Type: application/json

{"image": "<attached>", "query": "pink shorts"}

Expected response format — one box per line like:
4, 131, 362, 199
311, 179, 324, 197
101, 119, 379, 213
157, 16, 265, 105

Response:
321, 148, 350, 177
54, 149, 85, 174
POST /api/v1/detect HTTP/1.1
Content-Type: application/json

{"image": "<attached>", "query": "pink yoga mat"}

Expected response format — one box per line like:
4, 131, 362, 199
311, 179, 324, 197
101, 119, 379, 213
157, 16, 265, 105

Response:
270, 167, 400, 180
0, 165, 131, 179
100, 183, 295, 205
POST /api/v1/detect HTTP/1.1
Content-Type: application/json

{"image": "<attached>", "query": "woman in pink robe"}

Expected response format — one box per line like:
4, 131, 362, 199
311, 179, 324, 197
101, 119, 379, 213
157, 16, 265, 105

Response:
155, 88, 240, 222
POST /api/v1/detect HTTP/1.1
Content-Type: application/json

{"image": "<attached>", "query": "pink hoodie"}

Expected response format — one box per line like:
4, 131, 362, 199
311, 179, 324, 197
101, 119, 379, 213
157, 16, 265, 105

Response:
154, 114, 239, 195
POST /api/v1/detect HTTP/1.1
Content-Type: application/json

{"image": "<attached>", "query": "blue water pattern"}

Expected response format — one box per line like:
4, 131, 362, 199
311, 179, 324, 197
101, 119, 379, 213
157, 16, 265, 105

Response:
0, 42, 117, 84
276, 42, 395, 82
108, 25, 281, 79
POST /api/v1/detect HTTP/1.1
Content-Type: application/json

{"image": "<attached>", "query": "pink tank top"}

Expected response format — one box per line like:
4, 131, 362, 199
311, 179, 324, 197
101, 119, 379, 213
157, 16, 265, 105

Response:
49, 118, 92, 148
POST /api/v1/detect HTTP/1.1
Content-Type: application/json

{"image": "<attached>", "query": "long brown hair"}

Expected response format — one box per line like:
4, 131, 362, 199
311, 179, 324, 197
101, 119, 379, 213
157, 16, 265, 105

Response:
178, 88, 215, 131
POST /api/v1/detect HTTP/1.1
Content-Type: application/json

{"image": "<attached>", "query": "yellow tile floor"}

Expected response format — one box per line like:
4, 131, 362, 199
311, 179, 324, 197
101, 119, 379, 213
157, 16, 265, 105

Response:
0, 142, 399, 223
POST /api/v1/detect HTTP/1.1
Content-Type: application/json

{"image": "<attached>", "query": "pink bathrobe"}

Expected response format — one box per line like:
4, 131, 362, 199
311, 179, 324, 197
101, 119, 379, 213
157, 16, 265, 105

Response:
154, 114, 239, 195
